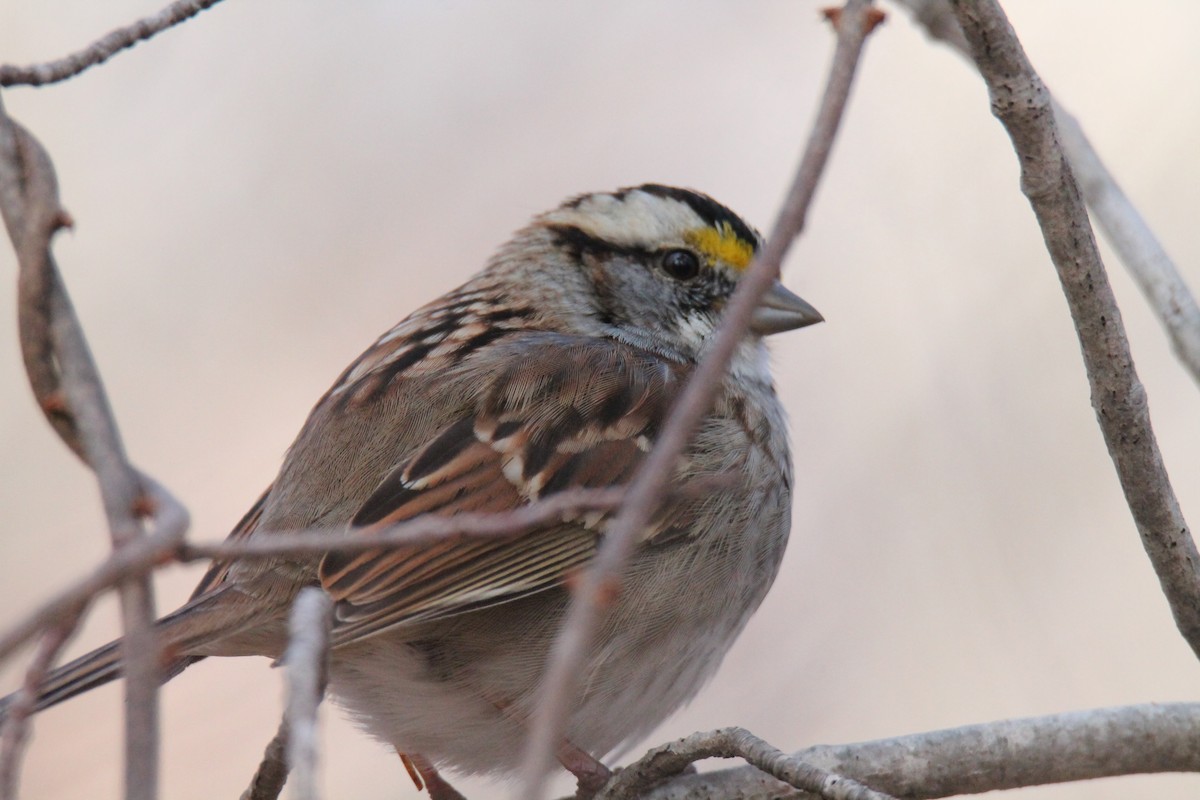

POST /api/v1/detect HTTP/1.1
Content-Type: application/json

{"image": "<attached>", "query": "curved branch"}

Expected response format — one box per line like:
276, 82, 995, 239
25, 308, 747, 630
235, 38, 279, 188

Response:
1055, 109, 1200, 386
0, 0, 227, 88
940, 0, 1200, 660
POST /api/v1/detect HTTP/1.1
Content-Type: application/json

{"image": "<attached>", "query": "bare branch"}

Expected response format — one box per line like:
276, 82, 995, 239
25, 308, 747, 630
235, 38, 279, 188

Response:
283, 590, 333, 800
240, 720, 290, 800
892, 0, 1200, 385
598, 728, 894, 800
0, 617, 81, 800
0, 98, 197, 800
0, 0, 228, 88
935, 0, 1200, 659
3, 7, 1194, 800
1055, 110, 1200, 386
634, 703, 1200, 799
0, 488, 614, 668
517, 3, 883, 798
182, 487, 624, 562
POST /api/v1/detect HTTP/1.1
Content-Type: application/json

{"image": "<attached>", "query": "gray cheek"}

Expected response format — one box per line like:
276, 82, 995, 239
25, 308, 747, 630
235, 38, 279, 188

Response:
601, 259, 674, 323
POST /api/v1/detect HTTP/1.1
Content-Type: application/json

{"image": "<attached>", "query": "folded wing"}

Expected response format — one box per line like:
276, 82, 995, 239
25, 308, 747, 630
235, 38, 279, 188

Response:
319, 339, 686, 644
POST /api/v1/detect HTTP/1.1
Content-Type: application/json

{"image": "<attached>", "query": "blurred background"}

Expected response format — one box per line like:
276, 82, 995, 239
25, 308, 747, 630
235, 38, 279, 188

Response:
1, 2, 1198, 798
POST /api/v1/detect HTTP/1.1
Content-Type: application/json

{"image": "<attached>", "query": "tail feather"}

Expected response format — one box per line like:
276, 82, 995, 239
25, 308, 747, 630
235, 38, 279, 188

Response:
28, 641, 202, 713
1, 584, 265, 721
3, 489, 279, 722
0, 639, 202, 722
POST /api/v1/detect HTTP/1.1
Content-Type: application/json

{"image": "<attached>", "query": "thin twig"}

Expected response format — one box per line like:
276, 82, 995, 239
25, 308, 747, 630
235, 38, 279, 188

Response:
283, 590, 333, 800
0, 488, 615, 668
943, 0, 1200, 659
181, 487, 625, 562
891, 0, 1200, 386
181, 482, 738, 562
0, 616, 82, 800
598, 728, 894, 800
633, 703, 1200, 799
240, 719, 290, 800
1055, 109, 1200, 386
0, 0, 228, 88
517, 3, 882, 798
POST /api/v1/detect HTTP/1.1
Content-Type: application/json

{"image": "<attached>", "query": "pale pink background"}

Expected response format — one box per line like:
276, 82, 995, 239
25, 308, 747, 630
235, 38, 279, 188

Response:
1, 2, 1198, 798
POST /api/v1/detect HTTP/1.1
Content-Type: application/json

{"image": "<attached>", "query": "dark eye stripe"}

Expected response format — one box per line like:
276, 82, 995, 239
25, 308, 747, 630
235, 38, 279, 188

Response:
548, 224, 647, 261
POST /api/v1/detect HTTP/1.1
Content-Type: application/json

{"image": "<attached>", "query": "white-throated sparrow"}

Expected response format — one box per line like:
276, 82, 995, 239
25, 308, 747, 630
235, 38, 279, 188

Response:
11, 185, 821, 798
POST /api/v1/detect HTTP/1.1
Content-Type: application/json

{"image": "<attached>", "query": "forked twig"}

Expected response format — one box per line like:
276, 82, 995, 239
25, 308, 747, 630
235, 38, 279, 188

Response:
518, 3, 883, 798
891, 0, 1200, 386
598, 728, 894, 800
1054, 109, 1200, 386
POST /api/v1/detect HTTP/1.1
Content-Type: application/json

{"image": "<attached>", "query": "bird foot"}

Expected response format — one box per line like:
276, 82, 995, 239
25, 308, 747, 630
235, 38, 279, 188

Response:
557, 740, 612, 799
398, 752, 468, 800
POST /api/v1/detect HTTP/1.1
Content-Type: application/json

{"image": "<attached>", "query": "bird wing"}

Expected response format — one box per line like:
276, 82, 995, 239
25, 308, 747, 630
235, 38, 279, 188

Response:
318, 339, 686, 644
188, 485, 271, 600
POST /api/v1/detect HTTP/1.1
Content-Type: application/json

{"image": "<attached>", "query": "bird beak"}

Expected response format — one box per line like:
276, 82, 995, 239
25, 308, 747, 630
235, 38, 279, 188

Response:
749, 281, 824, 335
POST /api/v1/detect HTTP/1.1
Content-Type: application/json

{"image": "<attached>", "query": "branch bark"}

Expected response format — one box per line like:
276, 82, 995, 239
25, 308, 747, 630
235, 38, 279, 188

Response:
1055, 109, 1200, 387
631, 703, 1200, 799
240, 720, 290, 800
598, 728, 894, 800
934, 0, 1200, 660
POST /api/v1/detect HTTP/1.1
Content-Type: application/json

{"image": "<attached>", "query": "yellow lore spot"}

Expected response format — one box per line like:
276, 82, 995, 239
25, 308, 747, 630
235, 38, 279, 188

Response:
685, 222, 755, 271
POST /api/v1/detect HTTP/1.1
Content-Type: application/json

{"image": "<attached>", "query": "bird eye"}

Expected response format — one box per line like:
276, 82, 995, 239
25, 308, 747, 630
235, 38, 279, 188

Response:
660, 249, 701, 281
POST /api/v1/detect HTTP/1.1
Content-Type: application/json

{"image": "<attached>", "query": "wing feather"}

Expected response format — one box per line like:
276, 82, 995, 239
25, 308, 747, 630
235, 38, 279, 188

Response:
188, 485, 271, 600
318, 339, 685, 644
